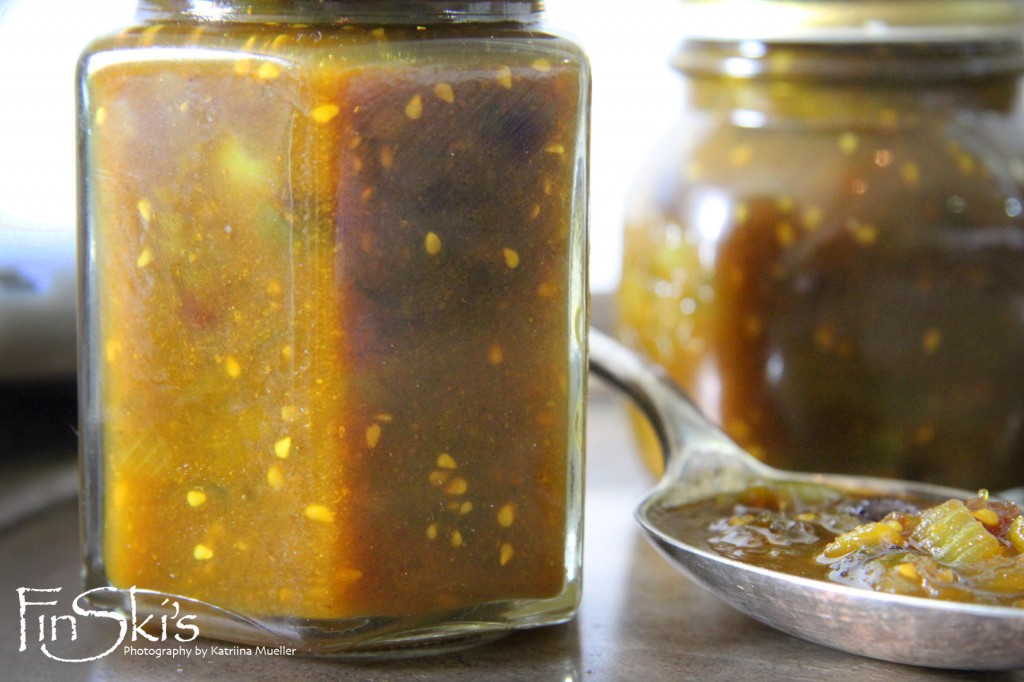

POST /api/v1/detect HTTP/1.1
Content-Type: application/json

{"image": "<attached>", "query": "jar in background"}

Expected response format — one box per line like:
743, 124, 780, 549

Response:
620, 0, 1024, 490
78, 0, 589, 654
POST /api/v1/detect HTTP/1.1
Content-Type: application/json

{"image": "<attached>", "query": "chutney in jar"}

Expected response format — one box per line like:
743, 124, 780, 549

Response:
78, 2, 588, 651
621, 25, 1024, 490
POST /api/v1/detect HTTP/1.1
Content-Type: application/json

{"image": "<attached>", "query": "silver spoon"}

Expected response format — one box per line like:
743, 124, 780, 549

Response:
589, 329, 1024, 671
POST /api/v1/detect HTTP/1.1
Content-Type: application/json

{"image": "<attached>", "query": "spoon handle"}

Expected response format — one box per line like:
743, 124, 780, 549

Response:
588, 329, 738, 471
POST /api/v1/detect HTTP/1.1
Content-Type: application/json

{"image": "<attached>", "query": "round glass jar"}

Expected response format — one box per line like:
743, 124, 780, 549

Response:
78, 0, 589, 655
619, 0, 1024, 490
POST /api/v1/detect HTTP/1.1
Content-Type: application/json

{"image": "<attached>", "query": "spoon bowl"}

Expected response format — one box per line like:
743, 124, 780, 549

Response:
589, 330, 1024, 670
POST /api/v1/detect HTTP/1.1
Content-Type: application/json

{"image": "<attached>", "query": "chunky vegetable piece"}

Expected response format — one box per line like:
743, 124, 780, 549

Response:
82, 22, 585, 620
655, 484, 1024, 606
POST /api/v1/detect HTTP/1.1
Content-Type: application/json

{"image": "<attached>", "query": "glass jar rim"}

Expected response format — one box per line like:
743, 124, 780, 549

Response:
679, 0, 1024, 43
136, 0, 545, 23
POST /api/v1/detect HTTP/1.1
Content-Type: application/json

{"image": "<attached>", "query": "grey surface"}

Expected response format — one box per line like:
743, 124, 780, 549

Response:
1, 387, 1018, 681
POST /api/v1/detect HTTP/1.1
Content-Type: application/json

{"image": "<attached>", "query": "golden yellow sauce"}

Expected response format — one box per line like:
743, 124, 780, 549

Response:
83, 22, 586, 620
654, 483, 1024, 606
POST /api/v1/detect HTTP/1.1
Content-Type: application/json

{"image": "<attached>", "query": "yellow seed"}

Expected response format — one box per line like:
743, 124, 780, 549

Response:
734, 202, 749, 224
281, 405, 301, 421
537, 282, 557, 298
1009, 516, 1024, 553
496, 65, 513, 89
370, 27, 386, 39
744, 315, 762, 338
270, 33, 289, 50
274, 436, 292, 459
337, 568, 364, 584
913, 423, 935, 445
186, 490, 207, 507
956, 150, 976, 175
257, 62, 280, 80
436, 453, 457, 469
366, 423, 382, 448
266, 279, 282, 296
433, 82, 455, 103
444, 477, 468, 496
972, 508, 1001, 527
233, 58, 250, 76
532, 58, 552, 72
503, 247, 520, 269
803, 205, 823, 230
813, 325, 835, 350
281, 345, 293, 361
500, 543, 515, 566
729, 514, 755, 526
311, 103, 340, 123
375, 413, 394, 422
267, 464, 284, 488
425, 231, 442, 255
137, 198, 152, 221
497, 502, 516, 528
529, 203, 541, 219
224, 355, 241, 378
112, 482, 128, 510
450, 530, 464, 548
901, 162, 921, 187
105, 339, 122, 363
136, 248, 154, 268
897, 562, 918, 579
775, 222, 796, 246
428, 470, 451, 487
95, 106, 108, 125
380, 145, 394, 168
427, 523, 438, 540
193, 544, 214, 561
851, 223, 878, 246
140, 24, 162, 46
488, 344, 504, 365
304, 504, 334, 523
838, 132, 859, 155
544, 143, 565, 155
405, 94, 423, 120
726, 418, 752, 441
729, 145, 753, 168
459, 501, 473, 514
796, 512, 816, 522
922, 328, 942, 354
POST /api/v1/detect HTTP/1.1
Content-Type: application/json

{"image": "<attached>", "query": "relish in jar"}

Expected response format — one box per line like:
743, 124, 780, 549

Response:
78, 0, 588, 653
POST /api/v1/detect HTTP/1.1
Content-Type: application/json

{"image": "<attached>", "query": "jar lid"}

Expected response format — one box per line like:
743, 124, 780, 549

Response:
679, 0, 1024, 43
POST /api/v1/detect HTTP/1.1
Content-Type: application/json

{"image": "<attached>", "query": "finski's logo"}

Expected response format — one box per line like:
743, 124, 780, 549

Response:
17, 586, 199, 662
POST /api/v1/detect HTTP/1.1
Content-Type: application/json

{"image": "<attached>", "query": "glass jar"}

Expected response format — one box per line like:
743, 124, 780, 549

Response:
620, 0, 1024, 491
78, 0, 589, 655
